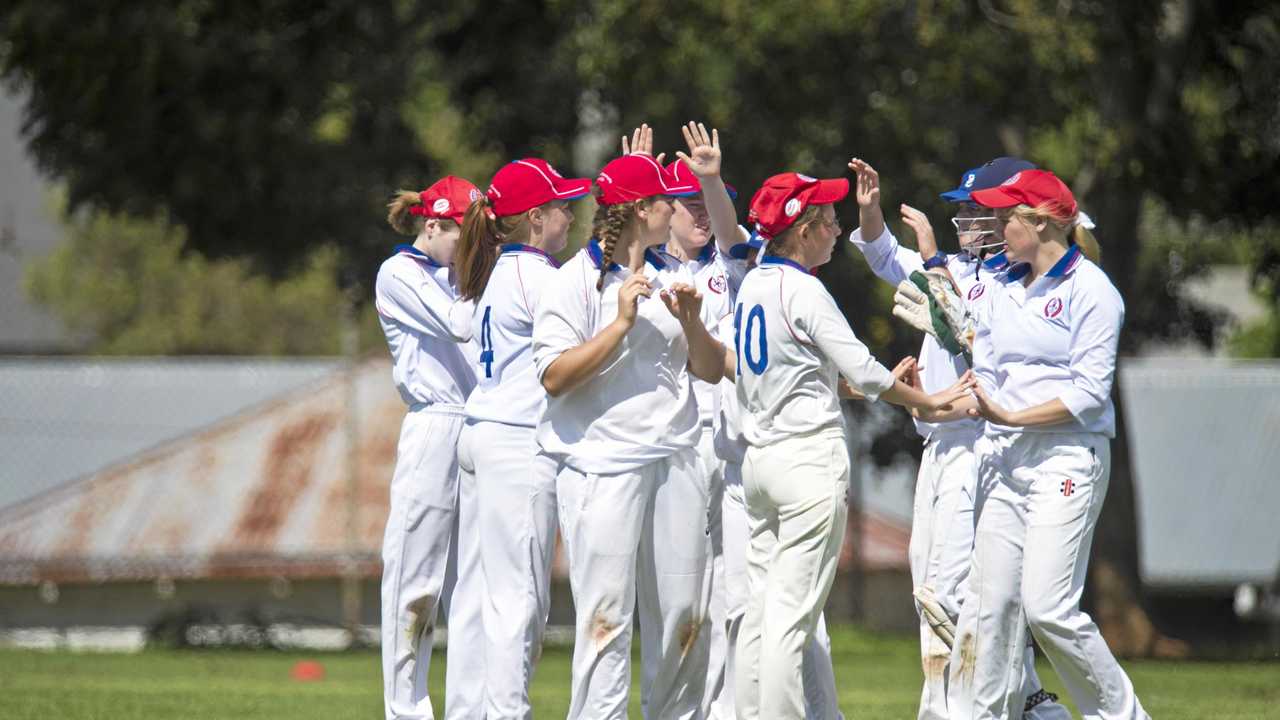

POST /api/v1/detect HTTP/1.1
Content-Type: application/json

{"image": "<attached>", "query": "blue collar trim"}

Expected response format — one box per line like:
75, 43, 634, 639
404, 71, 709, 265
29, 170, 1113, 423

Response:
500, 243, 560, 268
760, 255, 810, 273
586, 238, 620, 272
1046, 243, 1083, 278
588, 238, 669, 273
394, 244, 444, 267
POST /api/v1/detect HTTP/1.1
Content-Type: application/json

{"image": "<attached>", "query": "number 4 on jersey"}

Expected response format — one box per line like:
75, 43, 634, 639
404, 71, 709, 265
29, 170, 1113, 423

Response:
479, 305, 494, 378
734, 303, 768, 375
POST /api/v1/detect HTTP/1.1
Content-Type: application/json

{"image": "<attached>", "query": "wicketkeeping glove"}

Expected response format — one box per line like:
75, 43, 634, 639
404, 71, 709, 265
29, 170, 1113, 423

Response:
892, 270, 974, 363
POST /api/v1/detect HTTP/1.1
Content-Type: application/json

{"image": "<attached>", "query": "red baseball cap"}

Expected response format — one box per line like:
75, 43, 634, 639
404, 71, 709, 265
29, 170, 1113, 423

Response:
747, 172, 849, 239
410, 176, 482, 224
667, 160, 738, 200
596, 154, 698, 206
486, 159, 592, 217
969, 169, 1078, 220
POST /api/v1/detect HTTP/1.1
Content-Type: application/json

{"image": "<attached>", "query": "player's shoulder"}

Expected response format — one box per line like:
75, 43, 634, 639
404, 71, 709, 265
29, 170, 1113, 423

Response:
1069, 258, 1123, 308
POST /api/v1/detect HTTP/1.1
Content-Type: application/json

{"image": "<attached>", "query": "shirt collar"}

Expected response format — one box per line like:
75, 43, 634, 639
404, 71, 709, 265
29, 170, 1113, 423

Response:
1045, 242, 1083, 278
759, 255, 811, 274
998, 243, 1084, 284
587, 238, 668, 273
394, 243, 444, 268
500, 243, 561, 268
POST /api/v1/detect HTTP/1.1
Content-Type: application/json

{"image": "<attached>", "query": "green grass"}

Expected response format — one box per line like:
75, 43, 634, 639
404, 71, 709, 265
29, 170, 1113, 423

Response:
0, 626, 1276, 719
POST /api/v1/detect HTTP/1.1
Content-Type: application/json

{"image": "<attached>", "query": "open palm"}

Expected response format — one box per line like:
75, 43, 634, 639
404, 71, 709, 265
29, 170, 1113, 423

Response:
677, 121, 721, 178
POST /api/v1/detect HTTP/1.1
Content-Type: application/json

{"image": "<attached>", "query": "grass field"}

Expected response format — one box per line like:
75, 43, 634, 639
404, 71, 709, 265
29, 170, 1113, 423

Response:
0, 626, 1276, 719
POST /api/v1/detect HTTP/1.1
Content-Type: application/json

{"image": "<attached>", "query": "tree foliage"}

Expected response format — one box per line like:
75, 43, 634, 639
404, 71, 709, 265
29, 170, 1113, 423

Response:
25, 199, 382, 355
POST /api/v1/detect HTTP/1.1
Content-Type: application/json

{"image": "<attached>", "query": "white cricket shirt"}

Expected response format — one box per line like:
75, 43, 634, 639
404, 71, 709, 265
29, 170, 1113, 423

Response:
734, 256, 897, 447
374, 245, 478, 407
970, 244, 1123, 437
532, 239, 701, 474
462, 244, 560, 427
849, 226, 1001, 439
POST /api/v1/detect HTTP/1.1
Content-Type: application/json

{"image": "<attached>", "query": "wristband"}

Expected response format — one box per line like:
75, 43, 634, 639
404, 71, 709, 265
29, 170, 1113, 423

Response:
922, 254, 948, 270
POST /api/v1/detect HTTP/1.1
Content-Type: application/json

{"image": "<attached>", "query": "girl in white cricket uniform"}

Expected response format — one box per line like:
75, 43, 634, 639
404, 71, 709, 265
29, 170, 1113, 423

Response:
733, 172, 971, 719
925, 170, 1148, 720
711, 237, 845, 720
452, 158, 592, 719
848, 158, 1069, 720
532, 152, 726, 720
376, 176, 485, 720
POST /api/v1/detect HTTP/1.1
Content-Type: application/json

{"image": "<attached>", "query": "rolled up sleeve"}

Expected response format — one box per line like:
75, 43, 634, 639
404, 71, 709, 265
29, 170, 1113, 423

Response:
1060, 281, 1124, 420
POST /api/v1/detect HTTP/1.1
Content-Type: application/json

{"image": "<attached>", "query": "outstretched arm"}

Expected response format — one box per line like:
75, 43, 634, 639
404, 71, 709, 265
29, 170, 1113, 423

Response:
678, 121, 742, 255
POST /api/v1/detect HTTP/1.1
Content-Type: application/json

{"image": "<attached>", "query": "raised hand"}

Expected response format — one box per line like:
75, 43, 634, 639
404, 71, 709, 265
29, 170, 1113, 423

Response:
621, 123, 664, 163
660, 283, 705, 327
616, 271, 653, 327
848, 158, 881, 209
900, 204, 940, 259
676, 121, 722, 179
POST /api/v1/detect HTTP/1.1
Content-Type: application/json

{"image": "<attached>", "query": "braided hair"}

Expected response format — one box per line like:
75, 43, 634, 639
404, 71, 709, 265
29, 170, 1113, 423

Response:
591, 201, 636, 292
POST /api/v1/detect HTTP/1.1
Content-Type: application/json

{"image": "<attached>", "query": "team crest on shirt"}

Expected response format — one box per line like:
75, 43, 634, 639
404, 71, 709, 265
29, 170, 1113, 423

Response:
967, 283, 985, 301
707, 274, 727, 294
1044, 297, 1064, 318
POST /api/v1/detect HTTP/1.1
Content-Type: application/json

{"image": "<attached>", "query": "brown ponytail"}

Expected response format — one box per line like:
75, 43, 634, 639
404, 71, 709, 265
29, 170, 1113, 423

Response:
455, 197, 534, 301
592, 202, 635, 292
387, 190, 425, 236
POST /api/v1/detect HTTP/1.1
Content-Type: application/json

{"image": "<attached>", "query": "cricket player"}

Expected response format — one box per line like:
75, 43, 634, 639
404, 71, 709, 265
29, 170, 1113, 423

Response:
532, 151, 726, 719
376, 176, 484, 720
452, 158, 592, 719
915, 169, 1149, 720
732, 171, 972, 719
848, 158, 1070, 720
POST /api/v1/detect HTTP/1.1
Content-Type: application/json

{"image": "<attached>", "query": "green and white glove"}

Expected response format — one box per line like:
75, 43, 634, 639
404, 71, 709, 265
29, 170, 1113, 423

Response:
892, 270, 974, 363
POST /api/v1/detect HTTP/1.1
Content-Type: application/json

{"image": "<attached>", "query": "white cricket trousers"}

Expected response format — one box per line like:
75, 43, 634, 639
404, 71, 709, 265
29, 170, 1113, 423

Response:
695, 427, 729, 719
381, 404, 485, 720
737, 428, 849, 720
911, 433, 1069, 720
556, 446, 711, 720
719, 460, 844, 720
457, 420, 559, 720
947, 432, 1149, 720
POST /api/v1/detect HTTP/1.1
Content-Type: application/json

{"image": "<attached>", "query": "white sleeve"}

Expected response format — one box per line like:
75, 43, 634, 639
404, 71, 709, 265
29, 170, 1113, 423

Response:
375, 264, 467, 342
968, 280, 998, 393
795, 280, 896, 401
448, 299, 476, 342
848, 226, 926, 288
532, 262, 594, 381
1060, 278, 1124, 420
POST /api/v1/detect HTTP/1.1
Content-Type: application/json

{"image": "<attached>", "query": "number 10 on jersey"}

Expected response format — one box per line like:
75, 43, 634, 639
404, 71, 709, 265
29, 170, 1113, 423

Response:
734, 303, 768, 375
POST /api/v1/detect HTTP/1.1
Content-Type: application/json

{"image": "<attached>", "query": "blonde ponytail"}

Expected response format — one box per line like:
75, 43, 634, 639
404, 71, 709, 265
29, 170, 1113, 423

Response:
1072, 223, 1101, 264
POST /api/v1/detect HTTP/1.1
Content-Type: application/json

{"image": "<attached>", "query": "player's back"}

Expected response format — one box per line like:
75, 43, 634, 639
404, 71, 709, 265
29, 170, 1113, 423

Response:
463, 246, 559, 427
735, 256, 895, 447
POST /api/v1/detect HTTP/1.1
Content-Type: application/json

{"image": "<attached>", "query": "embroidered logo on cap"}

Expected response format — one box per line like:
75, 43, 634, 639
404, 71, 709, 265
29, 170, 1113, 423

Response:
468, 189, 482, 202
784, 198, 802, 217
432, 198, 451, 214
968, 283, 985, 301
796, 174, 816, 183
1044, 297, 1064, 318
1001, 172, 1022, 186
964, 174, 975, 188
